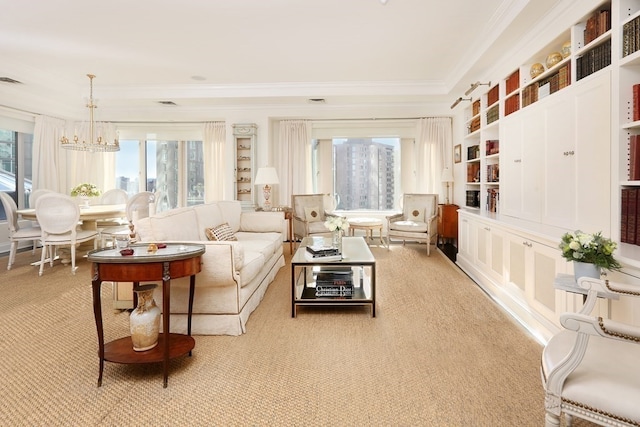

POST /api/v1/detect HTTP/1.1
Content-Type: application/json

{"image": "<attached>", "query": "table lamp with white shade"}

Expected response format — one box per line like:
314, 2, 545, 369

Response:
441, 167, 454, 204
254, 167, 279, 211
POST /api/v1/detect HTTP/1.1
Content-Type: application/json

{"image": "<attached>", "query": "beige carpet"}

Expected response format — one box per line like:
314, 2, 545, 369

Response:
0, 244, 591, 426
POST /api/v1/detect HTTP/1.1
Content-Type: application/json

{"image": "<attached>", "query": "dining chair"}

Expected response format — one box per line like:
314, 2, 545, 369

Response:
35, 193, 99, 275
99, 191, 155, 246
0, 192, 41, 270
99, 188, 128, 205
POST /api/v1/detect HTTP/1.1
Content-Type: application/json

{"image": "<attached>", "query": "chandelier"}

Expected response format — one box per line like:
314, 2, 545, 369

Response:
60, 74, 120, 152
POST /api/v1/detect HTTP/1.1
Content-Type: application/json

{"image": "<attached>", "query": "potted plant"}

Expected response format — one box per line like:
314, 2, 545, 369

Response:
559, 230, 622, 279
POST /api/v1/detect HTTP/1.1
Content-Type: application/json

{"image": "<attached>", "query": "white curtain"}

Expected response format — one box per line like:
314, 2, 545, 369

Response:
415, 118, 453, 201
33, 116, 116, 195
274, 120, 311, 207
203, 121, 226, 202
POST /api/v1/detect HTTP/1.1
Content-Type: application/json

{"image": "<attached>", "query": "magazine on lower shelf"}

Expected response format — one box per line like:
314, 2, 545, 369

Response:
304, 251, 342, 262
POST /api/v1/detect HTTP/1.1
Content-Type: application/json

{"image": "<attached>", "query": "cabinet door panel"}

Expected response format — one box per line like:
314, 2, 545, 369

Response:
520, 107, 544, 221
573, 72, 611, 234
542, 93, 576, 227
500, 115, 523, 218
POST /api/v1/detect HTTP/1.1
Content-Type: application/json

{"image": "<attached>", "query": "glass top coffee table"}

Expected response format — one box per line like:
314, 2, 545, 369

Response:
291, 236, 376, 317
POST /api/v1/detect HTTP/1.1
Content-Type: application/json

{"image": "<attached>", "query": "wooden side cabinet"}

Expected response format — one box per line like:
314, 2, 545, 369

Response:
438, 204, 459, 245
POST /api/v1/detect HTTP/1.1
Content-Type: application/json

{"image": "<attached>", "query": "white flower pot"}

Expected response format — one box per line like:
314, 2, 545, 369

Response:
573, 261, 601, 281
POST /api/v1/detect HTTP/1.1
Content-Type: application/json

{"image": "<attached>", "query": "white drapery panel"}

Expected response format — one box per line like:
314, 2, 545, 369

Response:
203, 121, 226, 202
33, 116, 116, 194
274, 120, 311, 207
33, 115, 64, 192
415, 118, 452, 200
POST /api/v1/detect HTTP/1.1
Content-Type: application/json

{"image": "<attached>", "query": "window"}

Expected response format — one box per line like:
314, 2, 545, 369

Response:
0, 128, 33, 220
115, 139, 204, 211
314, 137, 400, 211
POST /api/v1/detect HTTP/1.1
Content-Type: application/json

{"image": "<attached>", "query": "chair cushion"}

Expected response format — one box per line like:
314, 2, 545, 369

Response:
205, 223, 237, 241
389, 220, 428, 233
304, 206, 323, 222
542, 330, 640, 424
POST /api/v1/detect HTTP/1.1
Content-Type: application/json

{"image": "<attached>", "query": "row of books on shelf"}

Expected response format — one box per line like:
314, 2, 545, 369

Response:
467, 145, 480, 161
629, 134, 640, 180
505, 70, 520, 95
468, 116, 481, 134
633, 84, 640, 122
620, 188, 640, 246
486, 85, 499, 107
486, 104, 499, 125
522, 63, 571, 107
576, 39, 611, 81
583, 8, 611, 46
465, 189, 499, 212
487, 164, 499, 183
467, 163, 480, 183
623, 13, 640, 58
486, 140, 499, 155
487, 189, 499, 213
504, 93, 520, 117
315, 268, 354, 297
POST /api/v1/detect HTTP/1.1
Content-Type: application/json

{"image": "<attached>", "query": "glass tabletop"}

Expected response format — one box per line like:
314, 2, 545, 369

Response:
88, 243, 205, 263
293, 236, 375, 264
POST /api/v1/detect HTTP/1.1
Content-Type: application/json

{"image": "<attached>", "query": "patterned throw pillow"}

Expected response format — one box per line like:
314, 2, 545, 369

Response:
304, 206, 322, 222
205, 223, 237, 241
407, 206, 425, 222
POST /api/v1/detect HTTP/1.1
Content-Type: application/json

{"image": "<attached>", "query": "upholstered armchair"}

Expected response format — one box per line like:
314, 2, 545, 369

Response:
386, 193, 438, 255
541, 277, 640, 427
291, 194, 338, 242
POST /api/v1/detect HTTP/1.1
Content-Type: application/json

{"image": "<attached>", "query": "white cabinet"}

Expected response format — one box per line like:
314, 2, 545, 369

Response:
541, 73, 611, 233
475, 220, 505, 283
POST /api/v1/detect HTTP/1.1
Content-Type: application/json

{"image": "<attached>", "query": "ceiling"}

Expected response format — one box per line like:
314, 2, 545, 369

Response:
0, 0, 566, 122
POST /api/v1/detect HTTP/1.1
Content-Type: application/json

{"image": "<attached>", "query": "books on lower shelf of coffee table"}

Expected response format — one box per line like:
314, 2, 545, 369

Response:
315, 269, 354, 297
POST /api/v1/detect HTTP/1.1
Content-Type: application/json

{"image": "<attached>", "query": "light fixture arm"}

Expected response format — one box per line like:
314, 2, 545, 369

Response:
464, 81, 491, 96
450, 97, 472, 109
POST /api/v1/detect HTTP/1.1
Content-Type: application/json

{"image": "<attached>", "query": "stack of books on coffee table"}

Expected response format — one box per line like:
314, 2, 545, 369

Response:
315, 268, 354, 298
305, 243, 342, 261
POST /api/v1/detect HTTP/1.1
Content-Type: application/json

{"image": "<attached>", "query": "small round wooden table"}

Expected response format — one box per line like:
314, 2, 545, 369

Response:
348, 217, 387, 248
88, 243, 205, 388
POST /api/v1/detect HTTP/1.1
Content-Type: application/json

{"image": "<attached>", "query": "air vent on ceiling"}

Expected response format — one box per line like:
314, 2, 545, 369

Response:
308, 98, 326, 104
157, 100, 177, 106
0, 77, 22, 84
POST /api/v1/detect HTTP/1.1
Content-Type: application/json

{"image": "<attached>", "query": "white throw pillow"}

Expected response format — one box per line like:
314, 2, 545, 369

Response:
304, 206, 322, 222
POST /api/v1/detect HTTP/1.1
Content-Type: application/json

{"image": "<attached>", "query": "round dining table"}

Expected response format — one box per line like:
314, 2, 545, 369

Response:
18, 203, 127, 264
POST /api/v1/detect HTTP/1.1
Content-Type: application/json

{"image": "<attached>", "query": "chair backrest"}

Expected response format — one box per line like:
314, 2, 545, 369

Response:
0, 192, 19, 233
292, 194, 327, 220
127, 191, 155, 222
35, 193, 81, 235
401, 193, 438, 221
100, 188, 128, 205
29, 189, 54, 209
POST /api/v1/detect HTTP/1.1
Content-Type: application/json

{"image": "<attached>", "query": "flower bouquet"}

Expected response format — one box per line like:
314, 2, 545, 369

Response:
325, 216, 349, 233
70, 183, 101, 198
558, 230, 621, 271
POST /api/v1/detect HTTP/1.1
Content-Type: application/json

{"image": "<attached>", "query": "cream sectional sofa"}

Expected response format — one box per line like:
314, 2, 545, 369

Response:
134, 200, 285, 336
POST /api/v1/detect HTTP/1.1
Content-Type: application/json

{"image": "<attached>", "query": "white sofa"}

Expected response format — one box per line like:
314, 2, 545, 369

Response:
134, 200, 285, 336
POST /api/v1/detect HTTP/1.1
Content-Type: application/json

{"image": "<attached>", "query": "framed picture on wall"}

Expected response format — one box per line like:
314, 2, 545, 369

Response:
454, 144, 461, 163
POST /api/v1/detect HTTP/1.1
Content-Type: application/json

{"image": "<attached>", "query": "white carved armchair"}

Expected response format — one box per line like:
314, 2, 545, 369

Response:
386, 193, 438, 255
541, 277, 640, 427
291, 194, 339, 242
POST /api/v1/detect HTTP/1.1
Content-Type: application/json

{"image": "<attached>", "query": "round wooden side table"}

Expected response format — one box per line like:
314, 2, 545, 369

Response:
88, 243, 205, 388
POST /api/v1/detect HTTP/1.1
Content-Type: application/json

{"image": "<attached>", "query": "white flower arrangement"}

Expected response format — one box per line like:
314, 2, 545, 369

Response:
325, 215, 349, 232
70, 183, 101, 198
559, 230, 621, 271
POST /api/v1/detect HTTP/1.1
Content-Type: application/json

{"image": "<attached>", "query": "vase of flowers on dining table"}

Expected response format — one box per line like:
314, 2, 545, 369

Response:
70, 183, 101, 208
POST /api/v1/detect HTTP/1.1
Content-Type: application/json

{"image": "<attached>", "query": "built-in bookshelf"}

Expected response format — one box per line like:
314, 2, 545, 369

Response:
233, 123, 257, 210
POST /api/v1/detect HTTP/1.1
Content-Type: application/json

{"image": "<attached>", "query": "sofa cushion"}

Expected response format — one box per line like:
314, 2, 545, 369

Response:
194, 203, 225, 240
236, 233, 280, 259
217, 200, 242, 232
205, 223, 237, 241
239, 250, 265, 286
149, 208, 200, 241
